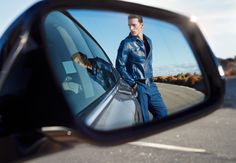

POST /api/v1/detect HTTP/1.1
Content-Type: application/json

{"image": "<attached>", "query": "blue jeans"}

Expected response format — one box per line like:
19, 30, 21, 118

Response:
136, 82, 168, 123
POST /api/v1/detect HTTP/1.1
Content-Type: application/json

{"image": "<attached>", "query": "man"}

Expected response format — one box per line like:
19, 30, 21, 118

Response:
72, 52, 116, 90
116, 15, 168, 122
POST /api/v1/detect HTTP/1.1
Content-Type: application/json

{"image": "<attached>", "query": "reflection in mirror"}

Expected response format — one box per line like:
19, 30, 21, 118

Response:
43, 9, 206, 131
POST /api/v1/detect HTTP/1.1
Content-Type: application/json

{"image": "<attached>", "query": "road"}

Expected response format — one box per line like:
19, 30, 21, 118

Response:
24, 78, 236, 163
157, 83, 205, 114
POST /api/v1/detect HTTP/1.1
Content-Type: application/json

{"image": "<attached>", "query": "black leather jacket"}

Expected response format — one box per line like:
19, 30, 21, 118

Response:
116, 34, 153, 86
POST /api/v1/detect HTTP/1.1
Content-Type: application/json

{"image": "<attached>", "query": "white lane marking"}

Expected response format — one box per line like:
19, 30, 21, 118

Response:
129, 141, 206, 153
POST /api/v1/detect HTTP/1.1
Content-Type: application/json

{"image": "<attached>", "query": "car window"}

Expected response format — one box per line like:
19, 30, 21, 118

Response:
43, 11, 117, 115
77, 26, 110, 63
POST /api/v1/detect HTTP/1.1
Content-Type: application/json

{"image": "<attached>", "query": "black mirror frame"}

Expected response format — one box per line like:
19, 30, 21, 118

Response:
0, 0, 225, 145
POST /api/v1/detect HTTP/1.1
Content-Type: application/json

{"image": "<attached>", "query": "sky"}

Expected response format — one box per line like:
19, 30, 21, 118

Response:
0, 0, 235, 60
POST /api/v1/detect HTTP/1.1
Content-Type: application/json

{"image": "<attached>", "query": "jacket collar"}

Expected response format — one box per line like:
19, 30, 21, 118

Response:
128, 33, 150, 42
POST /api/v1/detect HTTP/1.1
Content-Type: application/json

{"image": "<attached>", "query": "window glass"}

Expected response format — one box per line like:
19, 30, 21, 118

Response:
43, 11, 117, 115
78, 27, 110, 62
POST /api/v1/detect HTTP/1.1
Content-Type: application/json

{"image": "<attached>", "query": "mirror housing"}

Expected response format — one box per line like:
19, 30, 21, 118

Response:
0, 0, 225, 144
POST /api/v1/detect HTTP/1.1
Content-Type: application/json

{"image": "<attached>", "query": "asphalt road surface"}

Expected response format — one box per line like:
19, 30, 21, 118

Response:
157, 83, 205, 114
23, 77, 236, 163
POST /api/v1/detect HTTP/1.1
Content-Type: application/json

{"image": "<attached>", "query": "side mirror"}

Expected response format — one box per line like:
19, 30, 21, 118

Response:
0, 0, 225, 144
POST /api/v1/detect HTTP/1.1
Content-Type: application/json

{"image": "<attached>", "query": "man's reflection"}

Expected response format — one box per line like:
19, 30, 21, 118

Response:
72, 52, 116, 90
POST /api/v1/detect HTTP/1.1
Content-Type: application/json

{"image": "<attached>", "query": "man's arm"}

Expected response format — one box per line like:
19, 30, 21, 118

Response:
115, 41, 136, 88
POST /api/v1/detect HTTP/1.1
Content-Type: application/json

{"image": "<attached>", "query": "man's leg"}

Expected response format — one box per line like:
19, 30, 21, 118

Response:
136, 84, 149, 123
148, 83, 168, 120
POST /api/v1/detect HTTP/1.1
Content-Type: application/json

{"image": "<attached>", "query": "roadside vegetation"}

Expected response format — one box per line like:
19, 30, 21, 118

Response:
153, 73, 205, 93
219, 56, 236, 77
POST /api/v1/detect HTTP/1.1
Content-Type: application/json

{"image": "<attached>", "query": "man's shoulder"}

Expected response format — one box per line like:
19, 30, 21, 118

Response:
144, 34, 152, 41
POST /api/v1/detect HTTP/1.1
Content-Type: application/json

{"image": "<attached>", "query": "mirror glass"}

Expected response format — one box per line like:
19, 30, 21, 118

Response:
43, 9, 206, 131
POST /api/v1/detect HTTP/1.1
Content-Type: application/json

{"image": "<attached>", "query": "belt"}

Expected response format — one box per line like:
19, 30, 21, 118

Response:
137, 78, 153, 85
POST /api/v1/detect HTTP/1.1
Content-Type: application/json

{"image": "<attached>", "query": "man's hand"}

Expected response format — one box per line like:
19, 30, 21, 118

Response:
131, 83, 137, 92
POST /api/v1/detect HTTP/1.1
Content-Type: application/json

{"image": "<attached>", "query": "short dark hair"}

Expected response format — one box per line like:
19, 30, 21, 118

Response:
128, 14, 143, 23
72, 52, 88, 64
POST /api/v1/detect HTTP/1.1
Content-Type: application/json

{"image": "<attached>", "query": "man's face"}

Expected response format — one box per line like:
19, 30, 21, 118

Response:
128, 18, 143, 36
74, 56, 88, 68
